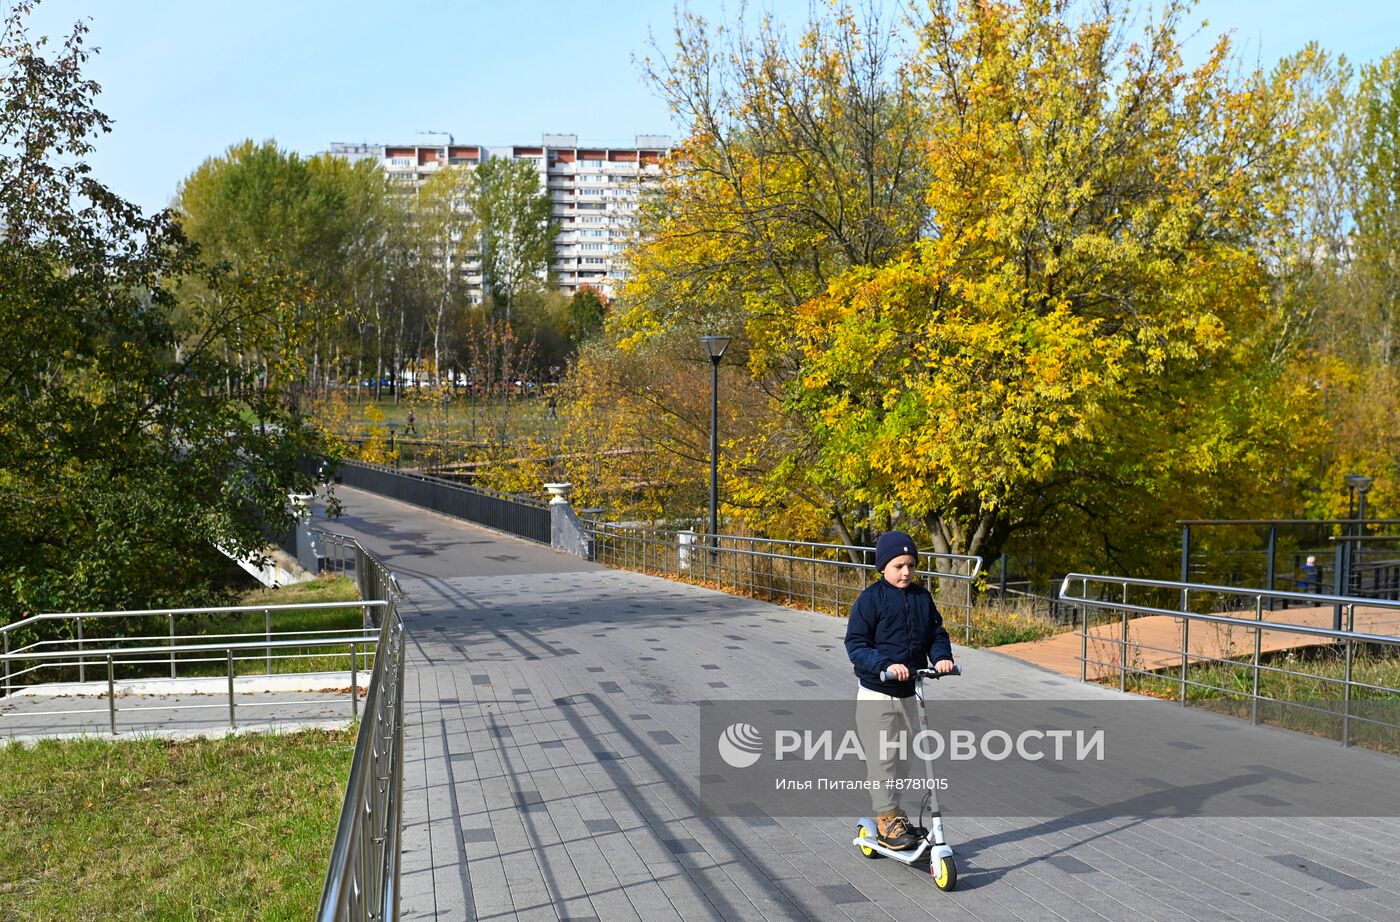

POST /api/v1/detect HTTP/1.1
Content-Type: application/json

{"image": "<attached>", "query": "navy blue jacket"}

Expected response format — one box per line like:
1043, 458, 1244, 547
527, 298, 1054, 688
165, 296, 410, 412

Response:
844, 579, 953, 697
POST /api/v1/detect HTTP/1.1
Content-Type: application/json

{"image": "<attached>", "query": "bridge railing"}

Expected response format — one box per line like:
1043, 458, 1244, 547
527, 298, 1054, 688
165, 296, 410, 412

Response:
0, 630, 384, 735
316, 533, 407, 922
0, 598, 384, 697
1059, 573, 1400, 747
587, 523, 983, 640
334, 460, 550, 543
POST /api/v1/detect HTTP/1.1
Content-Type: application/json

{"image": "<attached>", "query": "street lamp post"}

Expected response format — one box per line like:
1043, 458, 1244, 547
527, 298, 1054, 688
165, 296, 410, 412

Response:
1343, 473, 1374, 600
699, 335, 730, 547
1351, 475, 1374, 527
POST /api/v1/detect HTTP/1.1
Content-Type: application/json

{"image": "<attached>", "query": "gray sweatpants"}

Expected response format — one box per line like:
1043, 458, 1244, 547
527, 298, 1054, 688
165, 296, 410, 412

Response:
855, 684, 920, 815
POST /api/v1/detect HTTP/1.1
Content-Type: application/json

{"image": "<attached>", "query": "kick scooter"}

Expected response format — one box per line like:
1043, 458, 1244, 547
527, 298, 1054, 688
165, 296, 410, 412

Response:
851, 665, 962, 891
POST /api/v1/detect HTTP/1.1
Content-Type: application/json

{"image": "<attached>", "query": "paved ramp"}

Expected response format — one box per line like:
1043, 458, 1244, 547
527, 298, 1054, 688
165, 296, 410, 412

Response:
324, 487, 1400, 922
999, 604, 1400, 680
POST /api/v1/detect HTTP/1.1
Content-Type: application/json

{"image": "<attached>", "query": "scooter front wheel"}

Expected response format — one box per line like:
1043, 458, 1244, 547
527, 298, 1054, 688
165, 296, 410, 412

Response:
931, 855, 957, 890
855, 823, 881, 859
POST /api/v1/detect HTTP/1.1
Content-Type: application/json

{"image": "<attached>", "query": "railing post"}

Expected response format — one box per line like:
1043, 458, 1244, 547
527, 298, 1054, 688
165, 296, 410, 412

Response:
77, 618, 85, 684
1180, 525, 1191, 611
1333, 542, 1346, 631
2, 630, 9, 698
107, 653, 117, 736
227, 649, 237, 730
1179, 595, 1190, 705
265, 608, 272, 675
1342, 636, 1354, 747
1251, 596, 1263, 725
963, 569, 972, 645
351, 643, 359, 720
169, 613, 177, 679
1265, 526, 1277, 611
1080, 598, 1088, 684
1120, 581, 1129, 692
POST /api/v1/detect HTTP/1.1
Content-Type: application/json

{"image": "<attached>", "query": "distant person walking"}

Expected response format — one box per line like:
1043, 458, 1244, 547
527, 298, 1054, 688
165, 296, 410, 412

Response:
404, 409, 417, 435
546, 394, 558, 421
1298, 555, 1320, 593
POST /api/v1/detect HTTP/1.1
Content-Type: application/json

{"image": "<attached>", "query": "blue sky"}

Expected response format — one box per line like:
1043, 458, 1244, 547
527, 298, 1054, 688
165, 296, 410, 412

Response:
22, 0, 1400, 214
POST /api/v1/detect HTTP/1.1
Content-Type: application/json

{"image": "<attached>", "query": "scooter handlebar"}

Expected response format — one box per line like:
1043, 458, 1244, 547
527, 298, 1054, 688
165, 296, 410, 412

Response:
879, 664, 962, 683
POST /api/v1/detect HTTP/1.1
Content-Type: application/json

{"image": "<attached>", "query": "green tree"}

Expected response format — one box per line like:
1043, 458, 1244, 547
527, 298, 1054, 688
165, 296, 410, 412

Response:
176, 140, 382, 396
315, 153, 407, 398
1351, 50, 1400, 369
0, 3, 329, 615
475, 157, 556, 322
1301, 47, 1400, 519
567, 286, 606, 345
413, 164, 479, 382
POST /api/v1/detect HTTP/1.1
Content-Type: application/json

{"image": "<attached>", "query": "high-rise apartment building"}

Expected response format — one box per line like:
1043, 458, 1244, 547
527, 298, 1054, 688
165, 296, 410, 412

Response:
325, 132, 673, 302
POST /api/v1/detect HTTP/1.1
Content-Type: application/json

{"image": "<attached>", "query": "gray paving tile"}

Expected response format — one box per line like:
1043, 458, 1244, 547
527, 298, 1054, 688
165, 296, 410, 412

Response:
663, 837, 705, 855
1269, 854, 1375, 890
1045, 855, 1096, 874
818, 883, 868, 904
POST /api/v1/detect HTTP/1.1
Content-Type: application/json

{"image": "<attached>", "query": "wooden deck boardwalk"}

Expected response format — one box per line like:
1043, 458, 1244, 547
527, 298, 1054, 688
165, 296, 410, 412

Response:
997, 603, 1400, 680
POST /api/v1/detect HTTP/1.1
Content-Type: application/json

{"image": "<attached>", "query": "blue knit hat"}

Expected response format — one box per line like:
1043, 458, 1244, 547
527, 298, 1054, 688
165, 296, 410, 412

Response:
874, 530, 918, 572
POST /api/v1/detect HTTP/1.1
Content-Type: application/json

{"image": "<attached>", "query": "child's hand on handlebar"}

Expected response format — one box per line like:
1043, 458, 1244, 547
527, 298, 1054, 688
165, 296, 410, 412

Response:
933, 659, 956, 675
885, 663, 910, 681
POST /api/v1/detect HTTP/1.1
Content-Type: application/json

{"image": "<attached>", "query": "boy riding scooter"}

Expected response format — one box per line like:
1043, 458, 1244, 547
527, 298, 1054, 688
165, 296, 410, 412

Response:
844, 530, 956, 850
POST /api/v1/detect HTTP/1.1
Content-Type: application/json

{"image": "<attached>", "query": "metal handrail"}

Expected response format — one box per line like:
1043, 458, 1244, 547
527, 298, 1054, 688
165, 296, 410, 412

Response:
588, 522, 984, 580
6, 628, 373, 665
1054, 594, 1400, 646
338, 459, 549, 508
0, 634, 383, 664
1059, 572, 1400, 611
1, 600, 384, 639
585, 521, 985, 642
1176, 518, 1400, 525
316, 534, 407, 922
1, 599, 386, 693
1057, 572, 1400, 746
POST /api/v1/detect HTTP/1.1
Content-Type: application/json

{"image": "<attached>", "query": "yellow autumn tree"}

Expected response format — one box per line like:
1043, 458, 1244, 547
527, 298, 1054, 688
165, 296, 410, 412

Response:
575, 0, 1335, 576
782, 0, 1329, 569
595, 3, 931, 543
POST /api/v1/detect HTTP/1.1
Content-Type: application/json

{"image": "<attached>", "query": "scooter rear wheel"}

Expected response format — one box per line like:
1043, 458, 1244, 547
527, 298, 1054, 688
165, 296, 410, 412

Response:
855, 823, 881, 859
931, 856, 957, 891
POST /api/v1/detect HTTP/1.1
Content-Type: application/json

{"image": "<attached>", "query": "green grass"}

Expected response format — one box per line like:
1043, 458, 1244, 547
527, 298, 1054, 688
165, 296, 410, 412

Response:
0, 729, 355, 921
176, 575, 369, 679
1120, 644, 1400, 703
1110, 645, 1400, 753
955, 600, 1063, 647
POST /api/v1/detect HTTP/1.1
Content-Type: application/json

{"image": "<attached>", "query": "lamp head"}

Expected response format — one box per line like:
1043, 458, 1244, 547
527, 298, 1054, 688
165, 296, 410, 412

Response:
699, 335, 730, 362
1345, 473, 1374, 494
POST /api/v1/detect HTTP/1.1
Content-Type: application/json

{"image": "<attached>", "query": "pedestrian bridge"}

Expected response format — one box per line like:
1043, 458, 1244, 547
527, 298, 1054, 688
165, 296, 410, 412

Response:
318, 486, 1400, 922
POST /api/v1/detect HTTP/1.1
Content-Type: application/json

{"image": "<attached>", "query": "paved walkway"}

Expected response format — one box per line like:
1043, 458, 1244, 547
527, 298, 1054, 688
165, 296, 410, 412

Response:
322, 487, 1400, 922
0, 688, 353, 740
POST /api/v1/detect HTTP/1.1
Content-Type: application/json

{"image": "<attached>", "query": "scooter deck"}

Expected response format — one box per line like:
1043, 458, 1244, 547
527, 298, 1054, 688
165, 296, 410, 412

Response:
852, 825, 954, 865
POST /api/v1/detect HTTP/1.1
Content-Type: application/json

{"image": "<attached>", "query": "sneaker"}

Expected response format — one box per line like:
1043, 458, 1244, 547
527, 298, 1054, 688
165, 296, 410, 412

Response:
895, 810, 928, 840
876, 812, 918, 850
